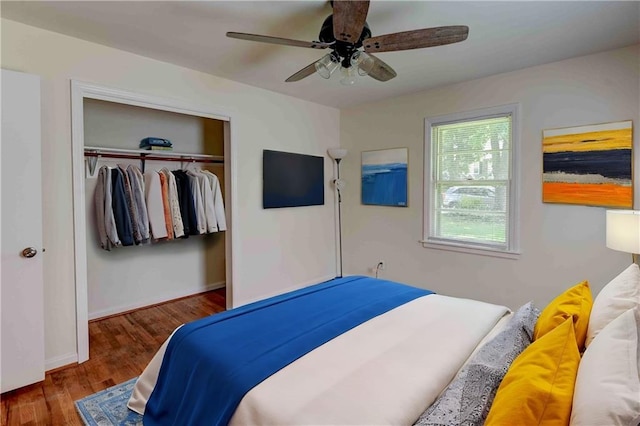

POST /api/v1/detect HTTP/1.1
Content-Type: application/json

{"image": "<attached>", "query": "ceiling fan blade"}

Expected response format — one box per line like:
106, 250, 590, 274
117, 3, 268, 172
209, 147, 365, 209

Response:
363, 25, 469, 53
332, 0, 370, 43
285, 61, 318, 82
367, 54, 397, 82
226, 32, 332, 49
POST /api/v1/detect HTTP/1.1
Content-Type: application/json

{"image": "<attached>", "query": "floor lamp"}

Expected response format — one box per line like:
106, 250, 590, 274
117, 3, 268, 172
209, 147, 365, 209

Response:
328, 148, 347, 277
606, 210, 640, 264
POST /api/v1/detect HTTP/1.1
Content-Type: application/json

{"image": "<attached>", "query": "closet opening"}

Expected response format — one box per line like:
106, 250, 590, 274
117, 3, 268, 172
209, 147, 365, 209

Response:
71, 82, 235, 363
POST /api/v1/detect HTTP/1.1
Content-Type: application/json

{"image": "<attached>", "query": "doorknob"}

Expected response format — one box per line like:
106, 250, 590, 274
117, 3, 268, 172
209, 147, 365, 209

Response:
21, 247, 38, 258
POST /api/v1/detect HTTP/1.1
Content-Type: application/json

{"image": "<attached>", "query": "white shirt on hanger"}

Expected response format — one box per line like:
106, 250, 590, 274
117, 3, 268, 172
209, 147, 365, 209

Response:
202, 170, 227, 232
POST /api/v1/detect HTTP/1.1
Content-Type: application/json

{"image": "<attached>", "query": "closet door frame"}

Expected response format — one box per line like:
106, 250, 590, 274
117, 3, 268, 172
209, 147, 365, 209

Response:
71, 81, 237, 363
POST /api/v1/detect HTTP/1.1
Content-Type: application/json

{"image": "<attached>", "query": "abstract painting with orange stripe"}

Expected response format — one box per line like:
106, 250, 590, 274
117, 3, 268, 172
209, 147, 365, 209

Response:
542, 121, 633, 208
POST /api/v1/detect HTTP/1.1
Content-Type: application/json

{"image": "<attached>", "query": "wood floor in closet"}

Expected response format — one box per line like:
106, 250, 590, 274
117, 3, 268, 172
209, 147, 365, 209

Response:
0, 288, 226, 426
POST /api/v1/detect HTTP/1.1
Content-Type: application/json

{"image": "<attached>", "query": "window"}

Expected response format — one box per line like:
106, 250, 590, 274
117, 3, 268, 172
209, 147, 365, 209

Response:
423, 104, 519, 257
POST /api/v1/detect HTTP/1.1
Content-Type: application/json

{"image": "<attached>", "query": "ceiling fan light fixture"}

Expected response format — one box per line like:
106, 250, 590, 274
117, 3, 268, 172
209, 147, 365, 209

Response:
340, 65, 357, 86
228, 1, 470, 84
351, 51, 375, 76
315, 53, 340, 79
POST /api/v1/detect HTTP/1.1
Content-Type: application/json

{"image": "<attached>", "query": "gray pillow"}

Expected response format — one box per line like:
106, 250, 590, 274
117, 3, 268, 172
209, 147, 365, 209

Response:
413, 302, 540, 426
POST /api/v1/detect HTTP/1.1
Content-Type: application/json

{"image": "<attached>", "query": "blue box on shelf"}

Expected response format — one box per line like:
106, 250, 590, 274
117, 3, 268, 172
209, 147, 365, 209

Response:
140, 137, 172, 149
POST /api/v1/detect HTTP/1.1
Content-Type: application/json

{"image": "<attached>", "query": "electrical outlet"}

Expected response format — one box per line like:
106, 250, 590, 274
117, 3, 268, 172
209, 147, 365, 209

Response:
377, 261, 385, 271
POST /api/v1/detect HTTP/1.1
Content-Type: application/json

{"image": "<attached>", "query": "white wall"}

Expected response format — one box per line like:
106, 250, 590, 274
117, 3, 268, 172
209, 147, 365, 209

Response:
83, 99, 226, 319
1, 19, 340, 367
340, 45, 639, 310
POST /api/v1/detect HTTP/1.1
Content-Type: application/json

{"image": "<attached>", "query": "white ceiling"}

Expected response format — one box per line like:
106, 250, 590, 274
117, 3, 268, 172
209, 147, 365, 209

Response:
2, 1, 639, 108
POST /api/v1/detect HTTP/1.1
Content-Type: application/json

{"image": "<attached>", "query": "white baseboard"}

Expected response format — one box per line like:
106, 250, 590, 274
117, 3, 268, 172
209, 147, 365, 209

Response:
88, 281, 225, 320
45, 352, 78, 372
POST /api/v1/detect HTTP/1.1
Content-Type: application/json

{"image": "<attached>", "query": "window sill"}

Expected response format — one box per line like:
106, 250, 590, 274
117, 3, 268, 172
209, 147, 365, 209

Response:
419, 239, 521, 260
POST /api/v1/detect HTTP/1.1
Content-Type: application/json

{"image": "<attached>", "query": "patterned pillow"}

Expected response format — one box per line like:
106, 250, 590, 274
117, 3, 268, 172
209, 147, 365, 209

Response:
413, 302, 539, 426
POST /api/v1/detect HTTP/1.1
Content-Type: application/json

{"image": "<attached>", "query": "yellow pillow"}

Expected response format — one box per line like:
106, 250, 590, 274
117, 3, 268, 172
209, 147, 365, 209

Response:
534, 280, 592, 350
485, 317, 580, 425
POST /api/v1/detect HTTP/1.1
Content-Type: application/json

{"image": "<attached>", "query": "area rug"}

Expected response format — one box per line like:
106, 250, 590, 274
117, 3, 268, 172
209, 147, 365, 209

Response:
75, 378, 142, 426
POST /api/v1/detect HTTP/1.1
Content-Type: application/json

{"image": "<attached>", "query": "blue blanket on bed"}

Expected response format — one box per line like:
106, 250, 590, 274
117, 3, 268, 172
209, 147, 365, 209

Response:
143, 275, 433, 426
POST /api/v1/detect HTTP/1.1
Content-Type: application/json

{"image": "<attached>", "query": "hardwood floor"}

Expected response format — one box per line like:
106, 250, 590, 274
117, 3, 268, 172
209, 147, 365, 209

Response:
1, 289, 226, 426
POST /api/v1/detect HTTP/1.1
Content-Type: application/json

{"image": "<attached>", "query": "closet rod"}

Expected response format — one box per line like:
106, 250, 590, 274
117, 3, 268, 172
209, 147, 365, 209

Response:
84, 151, 224, 164
84, 146, 224, 175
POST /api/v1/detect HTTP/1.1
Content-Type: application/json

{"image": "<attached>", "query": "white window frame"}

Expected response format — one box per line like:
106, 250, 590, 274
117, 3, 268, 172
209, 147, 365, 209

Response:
422, 104, 521, 259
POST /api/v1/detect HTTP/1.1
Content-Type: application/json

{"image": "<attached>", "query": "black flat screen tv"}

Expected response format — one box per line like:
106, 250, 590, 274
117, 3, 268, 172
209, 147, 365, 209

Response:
263, 150, 324, 209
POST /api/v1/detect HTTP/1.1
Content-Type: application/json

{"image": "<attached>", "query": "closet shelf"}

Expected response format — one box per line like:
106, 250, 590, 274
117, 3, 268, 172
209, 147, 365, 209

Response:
84, 146, 224, 175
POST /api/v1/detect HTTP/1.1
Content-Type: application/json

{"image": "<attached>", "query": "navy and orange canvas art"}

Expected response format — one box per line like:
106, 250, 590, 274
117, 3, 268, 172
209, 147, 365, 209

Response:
542, 121, 633, 208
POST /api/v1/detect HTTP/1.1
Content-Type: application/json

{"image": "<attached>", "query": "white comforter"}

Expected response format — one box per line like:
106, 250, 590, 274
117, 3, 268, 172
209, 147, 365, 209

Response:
129, 294, 509, 425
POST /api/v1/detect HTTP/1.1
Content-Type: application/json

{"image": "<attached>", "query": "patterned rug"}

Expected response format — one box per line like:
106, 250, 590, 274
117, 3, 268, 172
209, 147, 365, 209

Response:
75, 378, 142, 426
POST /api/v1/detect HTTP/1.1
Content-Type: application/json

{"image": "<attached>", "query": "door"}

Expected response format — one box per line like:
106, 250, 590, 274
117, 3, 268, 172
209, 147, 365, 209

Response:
1, 69, 45, 392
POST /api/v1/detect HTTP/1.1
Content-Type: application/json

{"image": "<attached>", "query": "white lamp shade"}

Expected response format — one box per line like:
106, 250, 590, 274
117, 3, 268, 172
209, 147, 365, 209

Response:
606, 210, 640, 254
327, 148, 347, 160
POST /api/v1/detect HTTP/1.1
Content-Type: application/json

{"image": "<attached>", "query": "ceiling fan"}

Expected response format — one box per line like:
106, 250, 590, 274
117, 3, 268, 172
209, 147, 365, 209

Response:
227, 1, 469, 84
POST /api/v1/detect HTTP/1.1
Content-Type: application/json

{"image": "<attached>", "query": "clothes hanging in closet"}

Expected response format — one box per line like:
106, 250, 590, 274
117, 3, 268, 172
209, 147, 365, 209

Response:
189, 170, 215, 233
157, 171, 174, 240
127, 165, 150, 243
201, 169, 226, 231
94, 164, 226, 250
144, 170, 168, 240
185, 170, 207, 235
161, 168, 185, 238
172, 169, 199, 237
95, 166, 120, 250
119, 165, 144, 244
111, 167, 134, 247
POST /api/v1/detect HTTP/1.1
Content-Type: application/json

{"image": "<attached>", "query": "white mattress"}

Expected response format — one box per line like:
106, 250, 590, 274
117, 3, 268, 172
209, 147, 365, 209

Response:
129, 294, 510, 425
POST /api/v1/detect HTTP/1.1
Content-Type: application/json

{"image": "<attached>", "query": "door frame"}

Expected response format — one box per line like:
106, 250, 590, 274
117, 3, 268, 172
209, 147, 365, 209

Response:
70, 81, 238, 362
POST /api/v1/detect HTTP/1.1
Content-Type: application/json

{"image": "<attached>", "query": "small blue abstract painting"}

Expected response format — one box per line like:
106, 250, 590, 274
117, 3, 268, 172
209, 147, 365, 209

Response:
362, 148, 408, 207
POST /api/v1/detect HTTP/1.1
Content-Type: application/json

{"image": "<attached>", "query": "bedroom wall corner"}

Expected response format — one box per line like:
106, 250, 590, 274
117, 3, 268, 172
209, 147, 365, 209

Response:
339, 44, 639, 310
1, 18, 340, 367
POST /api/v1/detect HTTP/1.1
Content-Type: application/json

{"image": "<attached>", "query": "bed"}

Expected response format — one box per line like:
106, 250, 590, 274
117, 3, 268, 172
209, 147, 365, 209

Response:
127, 269, 640, 426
